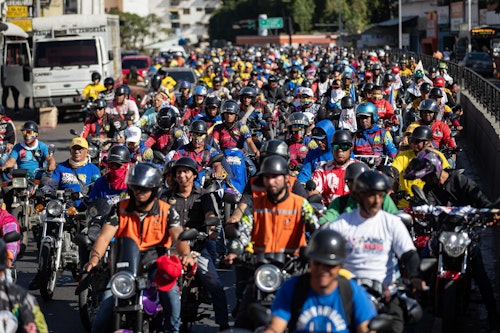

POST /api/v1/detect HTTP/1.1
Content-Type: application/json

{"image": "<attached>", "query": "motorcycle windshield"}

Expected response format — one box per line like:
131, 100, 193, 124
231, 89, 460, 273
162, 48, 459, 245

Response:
114, 236, 140, 277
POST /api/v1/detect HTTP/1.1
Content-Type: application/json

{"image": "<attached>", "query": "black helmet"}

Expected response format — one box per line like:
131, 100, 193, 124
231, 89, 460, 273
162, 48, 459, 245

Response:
352, 170, 390, 194
287, 112, 309, 127
172, 157, 198, 176
260, 139, 289, 159
257, 155, 289, 176
345, 162, 370, 182
151, 74, 163, 89
22, 120, 38, 132
331, 130, 352, 145
104, 77, 114, 87
301, 80, 312, 88
377, 165, 400, 190
410, 125, 433, 141
429, 87, 443, 98
120, 84, 131, 96
220, 100, 239, 115
91, 72, 101, 81
383, 73, 395, 82
268, 75, 278, 83
239, 87, 256, 102
162, 161, 175, 175
419, 82, 432, 94
418, 99, 439, 113
429, 66, 437, 73
190, 119, 208, 135
290, 66, 299, 73
362, 83, 374, 91
93, 98, 107, 109
212, 75, 223, 84
126, 162, 162, 188
204, 96, 221, 110
115, 85, 127, 96
107, 145, 131, 164
156, 107, 178, 130
371, 63, 381, 71
401, 76, 412, 88
305, 229, 347, 266
340, 96, 355, 109
0, 239, 7, 270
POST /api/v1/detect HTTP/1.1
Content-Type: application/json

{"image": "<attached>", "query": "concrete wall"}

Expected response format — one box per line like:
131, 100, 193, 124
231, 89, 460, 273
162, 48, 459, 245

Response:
461, 90, 500, 200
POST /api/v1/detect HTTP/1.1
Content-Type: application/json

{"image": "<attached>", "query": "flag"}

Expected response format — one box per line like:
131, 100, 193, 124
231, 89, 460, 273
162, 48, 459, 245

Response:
388, 83, 396, 109
349, 83, 357, 107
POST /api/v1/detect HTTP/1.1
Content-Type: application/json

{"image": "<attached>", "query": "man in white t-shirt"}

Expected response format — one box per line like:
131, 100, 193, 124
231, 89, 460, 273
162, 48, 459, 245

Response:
322, 170, 425, 333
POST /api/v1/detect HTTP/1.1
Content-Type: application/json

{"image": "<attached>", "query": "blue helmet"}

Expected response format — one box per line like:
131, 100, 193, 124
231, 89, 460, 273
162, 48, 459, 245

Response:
355, 102, 378, 123
179, 81, 191, 90
195, 85, 208, 96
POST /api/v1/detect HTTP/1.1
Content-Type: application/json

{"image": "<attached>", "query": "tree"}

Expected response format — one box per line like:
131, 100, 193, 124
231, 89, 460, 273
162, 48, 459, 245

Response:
290, 0, 315, 32
108, 9, 170, 51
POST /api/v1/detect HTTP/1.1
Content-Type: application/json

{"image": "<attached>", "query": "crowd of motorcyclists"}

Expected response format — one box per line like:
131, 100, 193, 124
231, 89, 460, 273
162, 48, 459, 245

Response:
0, 44, 498, 333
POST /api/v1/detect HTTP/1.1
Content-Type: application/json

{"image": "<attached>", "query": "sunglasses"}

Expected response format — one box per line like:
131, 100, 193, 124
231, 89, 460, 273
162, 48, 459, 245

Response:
409, 138, 426, 144
333, 144, 352, 151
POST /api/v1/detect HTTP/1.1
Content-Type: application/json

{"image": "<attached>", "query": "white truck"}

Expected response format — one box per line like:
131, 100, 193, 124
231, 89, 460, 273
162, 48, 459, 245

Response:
31, 14, 121, 119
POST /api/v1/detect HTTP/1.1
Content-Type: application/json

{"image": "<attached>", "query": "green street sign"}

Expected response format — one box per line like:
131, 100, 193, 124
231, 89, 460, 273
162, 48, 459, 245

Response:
259, 17, 283, 29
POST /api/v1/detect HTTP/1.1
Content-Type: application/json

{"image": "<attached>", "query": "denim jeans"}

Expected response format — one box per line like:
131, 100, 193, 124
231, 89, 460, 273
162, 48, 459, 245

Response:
91, 282, 181, 333
198, 246, 229, 325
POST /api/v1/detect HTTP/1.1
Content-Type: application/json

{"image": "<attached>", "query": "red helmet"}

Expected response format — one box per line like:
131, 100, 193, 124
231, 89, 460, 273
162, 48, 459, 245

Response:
434, 77, 445, 88
392, 66, 400, 74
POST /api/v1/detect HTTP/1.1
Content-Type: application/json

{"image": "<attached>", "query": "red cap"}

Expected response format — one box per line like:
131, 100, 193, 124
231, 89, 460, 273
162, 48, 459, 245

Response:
364, 71, 373, 78
154, 255, 183, 292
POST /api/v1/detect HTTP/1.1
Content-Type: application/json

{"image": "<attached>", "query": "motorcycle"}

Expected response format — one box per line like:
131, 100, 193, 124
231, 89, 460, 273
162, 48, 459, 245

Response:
110, 229, 199, 333
410, 186, 497, 332
37, 188, 85, 300
178, 216, 221, 332
74, 199, 113, 332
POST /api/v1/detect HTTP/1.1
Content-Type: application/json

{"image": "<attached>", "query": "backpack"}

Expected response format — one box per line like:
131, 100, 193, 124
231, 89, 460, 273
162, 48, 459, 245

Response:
288, 273, 354, 332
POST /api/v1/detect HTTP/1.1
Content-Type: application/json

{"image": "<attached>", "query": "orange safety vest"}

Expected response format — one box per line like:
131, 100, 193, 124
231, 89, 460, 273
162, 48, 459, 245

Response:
115, 199, 172, 251
251, 192, 307, 255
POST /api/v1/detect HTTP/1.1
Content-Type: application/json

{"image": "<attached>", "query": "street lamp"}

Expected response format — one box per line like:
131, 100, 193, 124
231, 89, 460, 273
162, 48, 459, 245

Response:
399, 0, 402, 49
338, 0, 342, 48
468, 0, 472, 52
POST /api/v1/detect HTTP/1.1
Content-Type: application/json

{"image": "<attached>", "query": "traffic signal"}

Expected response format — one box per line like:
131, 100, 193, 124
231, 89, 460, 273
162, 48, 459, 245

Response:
247, 20, 255, 30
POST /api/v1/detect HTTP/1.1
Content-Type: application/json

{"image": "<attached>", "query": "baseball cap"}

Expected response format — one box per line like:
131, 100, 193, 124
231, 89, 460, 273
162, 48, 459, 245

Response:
125, 126, 142, 143
154, 255, 183, 292
311, 127, 327, 140
70, 137, 89, 149
300, 87, 313, 97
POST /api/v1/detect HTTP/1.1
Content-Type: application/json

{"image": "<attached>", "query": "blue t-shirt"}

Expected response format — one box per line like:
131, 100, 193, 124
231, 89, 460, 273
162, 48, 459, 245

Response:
50, 160, 100, 193
8, 141, 50, 177
88, 175, 129, 205
271, 276, 376, 333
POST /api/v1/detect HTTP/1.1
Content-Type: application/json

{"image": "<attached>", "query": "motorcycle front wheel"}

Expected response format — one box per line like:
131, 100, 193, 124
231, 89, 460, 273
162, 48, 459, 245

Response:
11, 206, 28, 254
441, 279, 460, 332
78, 273, 100, 332
39, 243, 57, 301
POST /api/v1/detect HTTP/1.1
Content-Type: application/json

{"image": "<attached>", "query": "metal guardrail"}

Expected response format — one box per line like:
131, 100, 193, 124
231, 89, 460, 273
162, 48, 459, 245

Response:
391, 51, 500, 123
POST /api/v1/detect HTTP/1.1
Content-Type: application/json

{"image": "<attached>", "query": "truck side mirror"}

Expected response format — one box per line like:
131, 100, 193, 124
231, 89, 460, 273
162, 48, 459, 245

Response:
23, 65, 31, 82
108, 50, 114, 61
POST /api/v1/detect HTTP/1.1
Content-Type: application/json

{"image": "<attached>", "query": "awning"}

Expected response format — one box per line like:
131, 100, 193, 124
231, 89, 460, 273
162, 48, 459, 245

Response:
2, 22, 28, 38
377, 16, 418, 27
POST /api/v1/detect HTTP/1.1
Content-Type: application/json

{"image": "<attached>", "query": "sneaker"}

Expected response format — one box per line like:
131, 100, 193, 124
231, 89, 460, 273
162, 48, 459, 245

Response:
28, 272, 40, 290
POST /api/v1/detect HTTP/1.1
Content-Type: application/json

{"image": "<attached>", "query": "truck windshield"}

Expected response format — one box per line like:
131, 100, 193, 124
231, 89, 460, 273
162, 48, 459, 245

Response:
34, 39, 97, 67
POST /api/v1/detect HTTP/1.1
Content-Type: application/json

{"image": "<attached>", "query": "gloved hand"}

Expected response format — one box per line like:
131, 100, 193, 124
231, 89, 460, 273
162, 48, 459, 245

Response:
113, 121, 122, 130
143, 148, 154, 161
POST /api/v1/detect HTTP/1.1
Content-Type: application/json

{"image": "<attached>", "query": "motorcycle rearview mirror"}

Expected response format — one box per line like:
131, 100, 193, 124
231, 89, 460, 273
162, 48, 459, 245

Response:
48, 144, 56, 156
69, 129, 79, 136
397, 212, 413, 230
411, 185, 428, 205
205, 216, 220, 227
3, 231, 22, 243
393, 135, 402, 147
183, 119, 191, 126
153, 150, 166, 163
178, 228, 199, 241
223, 192, 239, 205
224, 223, 240, 240
305, 180, 316, 191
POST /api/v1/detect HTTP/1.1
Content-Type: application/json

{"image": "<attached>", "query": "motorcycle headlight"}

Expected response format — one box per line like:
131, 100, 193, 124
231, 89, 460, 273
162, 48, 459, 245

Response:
46, 200, 63, 217
88, 146, 98, 159
254, 264, 283, 293
439, 231, 471, 258
12, 177, 28, 189
87, 224, 102, 242
110, 271, 136, 299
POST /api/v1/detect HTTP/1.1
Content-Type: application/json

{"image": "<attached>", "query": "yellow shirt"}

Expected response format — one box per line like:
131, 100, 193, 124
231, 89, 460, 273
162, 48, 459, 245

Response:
400, 68, 413, 77
82, 83, 105, 100
391, 148, 450, 208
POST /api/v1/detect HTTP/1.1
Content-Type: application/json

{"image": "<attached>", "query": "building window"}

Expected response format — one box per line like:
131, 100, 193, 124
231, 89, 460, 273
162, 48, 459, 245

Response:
197, 8, 203, 12
183, 8, 190, 15
172, 22, 180, 29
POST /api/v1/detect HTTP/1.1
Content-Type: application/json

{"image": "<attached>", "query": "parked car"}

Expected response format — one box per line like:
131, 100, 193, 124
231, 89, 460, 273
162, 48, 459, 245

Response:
122, 55, 151, 84
459, 52, 495, 77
